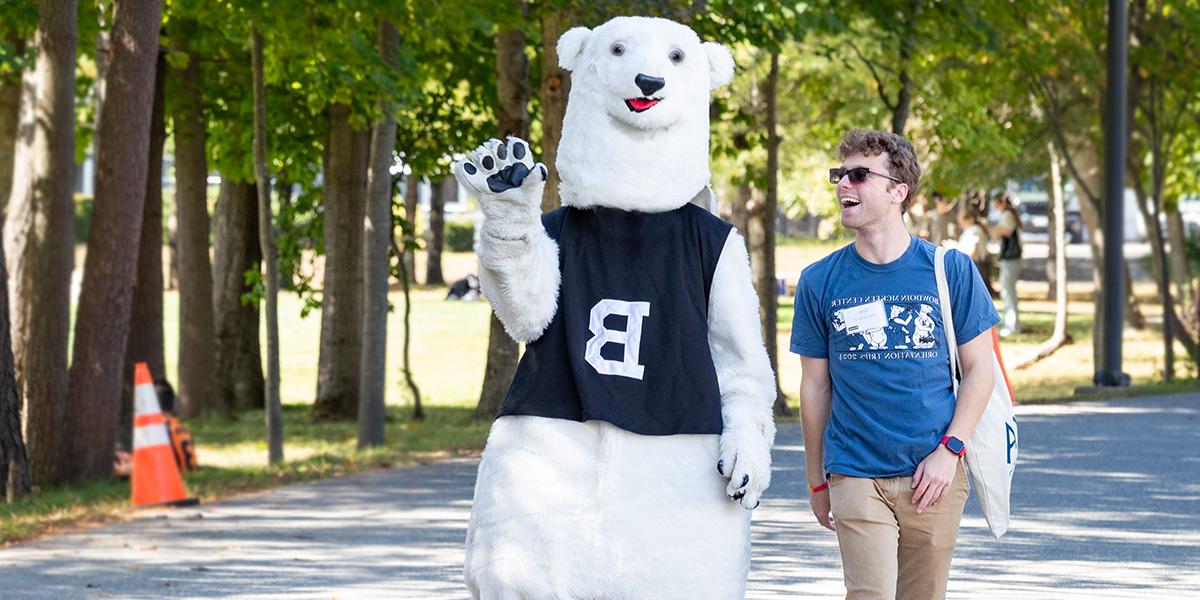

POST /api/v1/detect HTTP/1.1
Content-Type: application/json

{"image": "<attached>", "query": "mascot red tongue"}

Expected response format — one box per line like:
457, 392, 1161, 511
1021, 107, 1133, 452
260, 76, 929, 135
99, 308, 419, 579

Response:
626, 97, 660, 112
453, 16, 777, 600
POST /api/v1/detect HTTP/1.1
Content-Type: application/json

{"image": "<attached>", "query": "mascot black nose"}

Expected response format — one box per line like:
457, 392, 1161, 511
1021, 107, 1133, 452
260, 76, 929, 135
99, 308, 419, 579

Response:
634, 73, 665, 96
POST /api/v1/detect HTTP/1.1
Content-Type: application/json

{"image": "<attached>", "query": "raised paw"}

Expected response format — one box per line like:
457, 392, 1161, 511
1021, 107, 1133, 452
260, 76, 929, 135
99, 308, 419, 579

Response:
454, 136, 547, 211
718, 428, 772, 510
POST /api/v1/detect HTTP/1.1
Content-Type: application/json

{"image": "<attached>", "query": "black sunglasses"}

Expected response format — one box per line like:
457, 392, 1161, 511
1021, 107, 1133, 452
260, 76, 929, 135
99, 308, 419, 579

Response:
829, 166, 903, 185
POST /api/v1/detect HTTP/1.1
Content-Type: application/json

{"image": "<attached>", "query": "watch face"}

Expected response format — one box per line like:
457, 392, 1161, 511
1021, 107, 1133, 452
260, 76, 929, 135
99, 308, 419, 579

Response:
945, 436, 965, 455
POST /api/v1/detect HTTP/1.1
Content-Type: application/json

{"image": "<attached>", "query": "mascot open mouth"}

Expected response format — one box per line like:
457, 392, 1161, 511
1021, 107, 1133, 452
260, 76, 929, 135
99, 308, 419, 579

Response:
624, 97, 662, 113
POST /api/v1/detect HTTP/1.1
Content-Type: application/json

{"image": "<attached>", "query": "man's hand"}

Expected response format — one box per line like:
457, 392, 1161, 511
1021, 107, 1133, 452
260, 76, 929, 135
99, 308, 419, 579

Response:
911, 446, 959, 513
811, 487, 836, 531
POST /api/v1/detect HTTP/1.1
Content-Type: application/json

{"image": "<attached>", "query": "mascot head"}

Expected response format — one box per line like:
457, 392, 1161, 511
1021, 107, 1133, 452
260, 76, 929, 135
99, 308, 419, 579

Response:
555, 16, 734, 212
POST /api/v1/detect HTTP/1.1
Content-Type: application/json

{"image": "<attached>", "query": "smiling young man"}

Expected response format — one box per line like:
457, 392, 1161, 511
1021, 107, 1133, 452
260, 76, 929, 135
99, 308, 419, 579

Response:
790, 129, 999, 600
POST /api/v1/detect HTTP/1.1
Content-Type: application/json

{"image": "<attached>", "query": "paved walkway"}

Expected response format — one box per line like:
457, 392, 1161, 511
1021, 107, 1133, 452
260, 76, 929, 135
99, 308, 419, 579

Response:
3, 394, 1198, 599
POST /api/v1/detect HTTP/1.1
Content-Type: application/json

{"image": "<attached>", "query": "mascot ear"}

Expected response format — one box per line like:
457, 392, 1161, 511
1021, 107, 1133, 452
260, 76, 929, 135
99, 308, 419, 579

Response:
557, 27, 592, 72
703, 42, 735, 89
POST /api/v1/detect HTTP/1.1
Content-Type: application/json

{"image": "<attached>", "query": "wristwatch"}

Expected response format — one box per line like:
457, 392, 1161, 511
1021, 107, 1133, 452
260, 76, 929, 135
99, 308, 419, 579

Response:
940, 435, 966, 457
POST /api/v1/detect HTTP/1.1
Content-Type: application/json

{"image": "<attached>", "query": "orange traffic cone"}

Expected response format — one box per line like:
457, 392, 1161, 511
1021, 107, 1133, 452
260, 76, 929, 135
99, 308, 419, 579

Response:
131, 362, 198, 507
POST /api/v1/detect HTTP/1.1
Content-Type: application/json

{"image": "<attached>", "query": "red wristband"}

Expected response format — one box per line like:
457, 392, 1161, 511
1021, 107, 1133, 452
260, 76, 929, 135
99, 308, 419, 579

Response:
808, 481, 828, 494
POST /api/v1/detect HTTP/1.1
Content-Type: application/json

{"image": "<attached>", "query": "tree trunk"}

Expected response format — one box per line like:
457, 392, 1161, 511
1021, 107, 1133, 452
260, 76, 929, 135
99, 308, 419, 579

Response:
250, 26, 283, 464
1015, 143, 1072, 369
890, 0, 919, 136
359, 19, 398, 448
495, 22, 530, 155
313, 104, 368, 420
1049, 145, 1069, 343
275, 179, 295, 290
1069, 139, 1145, 371
731, 181, 751, 242
539, 9, 569, 211
3, 0, 76, 487
475, 315, 520, 420
425, 176, 446, 286
0, 34, 23, 211
391, 234, 423, 419
91, 3, 110, 166
476, 10, 532, 420
166, 206, 178, 290
1142, 193, 1175, 380
1045, 176, 1058, 302
755, 52, 789, 417
120, 47, 166, 451
402, 174, 417, 284
1166, 210, 1193, 323
64, 0, 162, 482
212, 178, 264, 412
0, 237, 31, 501
171, 19, 219, 418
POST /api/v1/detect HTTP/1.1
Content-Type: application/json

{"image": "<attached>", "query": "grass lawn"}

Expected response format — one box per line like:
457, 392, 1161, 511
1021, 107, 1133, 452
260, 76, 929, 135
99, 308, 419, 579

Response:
4, 247, 1194, 544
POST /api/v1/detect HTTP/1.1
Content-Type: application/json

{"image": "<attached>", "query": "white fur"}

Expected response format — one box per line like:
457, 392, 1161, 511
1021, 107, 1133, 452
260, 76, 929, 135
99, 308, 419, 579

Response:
455, 137, 560, 342
708, 230, 778, 509
703, 42, 735, 88
557, 26, 591, 71
556, 17, 733, 213
465, 416, 751, 600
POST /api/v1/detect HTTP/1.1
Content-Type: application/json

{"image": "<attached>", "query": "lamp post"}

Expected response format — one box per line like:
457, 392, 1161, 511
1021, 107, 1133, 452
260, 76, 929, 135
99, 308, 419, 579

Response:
1097, 0, 1130, 387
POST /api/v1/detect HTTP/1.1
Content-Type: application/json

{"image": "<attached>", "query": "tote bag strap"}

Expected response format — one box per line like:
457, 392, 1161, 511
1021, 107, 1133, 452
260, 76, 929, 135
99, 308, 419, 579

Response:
934, 246, 960, 392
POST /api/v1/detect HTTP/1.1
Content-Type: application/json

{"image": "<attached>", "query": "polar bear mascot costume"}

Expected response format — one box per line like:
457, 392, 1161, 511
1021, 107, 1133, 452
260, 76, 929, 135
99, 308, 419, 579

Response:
454, 15, 776, 600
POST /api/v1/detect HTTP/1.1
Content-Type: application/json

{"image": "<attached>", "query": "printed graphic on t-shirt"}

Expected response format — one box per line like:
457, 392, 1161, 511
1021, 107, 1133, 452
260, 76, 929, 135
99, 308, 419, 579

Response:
830, 294, 941, 360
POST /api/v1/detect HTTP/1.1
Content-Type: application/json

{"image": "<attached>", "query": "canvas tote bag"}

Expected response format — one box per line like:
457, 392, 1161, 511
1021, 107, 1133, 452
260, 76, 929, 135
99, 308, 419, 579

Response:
934, 246, 1018, 539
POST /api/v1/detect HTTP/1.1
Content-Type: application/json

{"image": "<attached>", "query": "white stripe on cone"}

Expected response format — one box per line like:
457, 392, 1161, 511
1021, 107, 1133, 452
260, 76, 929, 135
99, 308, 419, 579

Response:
135, 382, 161, 417
134, 424, 171, 449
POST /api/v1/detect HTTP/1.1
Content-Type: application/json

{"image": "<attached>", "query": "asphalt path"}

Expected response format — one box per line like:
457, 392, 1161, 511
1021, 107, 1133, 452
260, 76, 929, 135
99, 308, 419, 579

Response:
2, 393, 1198, 599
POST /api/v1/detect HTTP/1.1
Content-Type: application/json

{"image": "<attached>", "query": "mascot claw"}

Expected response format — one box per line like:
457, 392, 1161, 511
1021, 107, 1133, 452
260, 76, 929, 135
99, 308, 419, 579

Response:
455, 136, 547, 212
719, 429, 772, 510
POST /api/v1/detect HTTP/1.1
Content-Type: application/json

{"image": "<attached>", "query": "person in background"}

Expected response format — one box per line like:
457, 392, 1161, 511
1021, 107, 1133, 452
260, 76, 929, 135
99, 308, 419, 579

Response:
155, 379, 199, 472
956, 211, 997, 298
929, 191, 956, 244
906, 192, 932, 239
113, 378, 198, 477
989, 193, 1023, 336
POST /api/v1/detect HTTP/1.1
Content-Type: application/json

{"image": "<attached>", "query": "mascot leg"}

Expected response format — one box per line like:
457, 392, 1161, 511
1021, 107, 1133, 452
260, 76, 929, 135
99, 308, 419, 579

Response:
465, 416, 605, 599
466, 417, 751, 600
600, 422, 751, 599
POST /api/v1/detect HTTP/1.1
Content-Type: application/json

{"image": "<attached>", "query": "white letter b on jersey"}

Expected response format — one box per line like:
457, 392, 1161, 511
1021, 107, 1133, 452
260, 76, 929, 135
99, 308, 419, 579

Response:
584, 299, 650, 380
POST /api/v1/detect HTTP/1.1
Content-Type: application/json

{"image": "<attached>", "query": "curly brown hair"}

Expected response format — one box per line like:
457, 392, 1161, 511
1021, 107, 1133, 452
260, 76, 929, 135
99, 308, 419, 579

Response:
837, 129, 921, 214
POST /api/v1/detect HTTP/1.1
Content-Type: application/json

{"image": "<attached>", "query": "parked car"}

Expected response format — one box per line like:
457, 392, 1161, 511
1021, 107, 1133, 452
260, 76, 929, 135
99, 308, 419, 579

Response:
1016, 199, 1085, 243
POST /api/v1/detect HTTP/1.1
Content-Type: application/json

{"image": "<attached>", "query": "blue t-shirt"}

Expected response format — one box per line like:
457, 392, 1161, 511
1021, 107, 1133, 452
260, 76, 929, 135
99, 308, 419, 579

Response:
790, 236, 999, 478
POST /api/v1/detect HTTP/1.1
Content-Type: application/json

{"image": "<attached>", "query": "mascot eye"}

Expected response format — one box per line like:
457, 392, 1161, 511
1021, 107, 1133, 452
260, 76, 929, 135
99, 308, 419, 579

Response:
669, 49, 685, 63
611, 42, 625, 56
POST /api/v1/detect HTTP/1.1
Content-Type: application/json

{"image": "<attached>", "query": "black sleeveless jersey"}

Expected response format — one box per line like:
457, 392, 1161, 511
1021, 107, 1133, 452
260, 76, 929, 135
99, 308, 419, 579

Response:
499, 203, 733, 436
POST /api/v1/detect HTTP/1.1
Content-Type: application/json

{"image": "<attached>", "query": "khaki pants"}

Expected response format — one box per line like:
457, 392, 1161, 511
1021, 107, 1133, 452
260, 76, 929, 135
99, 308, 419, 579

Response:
828, 461, 969, 600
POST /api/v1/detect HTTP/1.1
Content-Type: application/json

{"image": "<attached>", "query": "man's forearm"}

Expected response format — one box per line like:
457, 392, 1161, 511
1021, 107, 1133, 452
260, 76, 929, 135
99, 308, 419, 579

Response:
944, 357, 994, 443
799, 382, 831, 486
